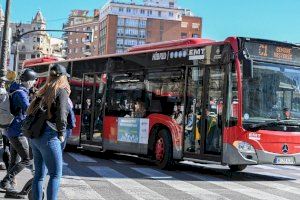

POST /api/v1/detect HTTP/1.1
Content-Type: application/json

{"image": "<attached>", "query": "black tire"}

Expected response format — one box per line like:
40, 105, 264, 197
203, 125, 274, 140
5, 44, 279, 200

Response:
228, 164, 247, 172
154, 129, 173, 169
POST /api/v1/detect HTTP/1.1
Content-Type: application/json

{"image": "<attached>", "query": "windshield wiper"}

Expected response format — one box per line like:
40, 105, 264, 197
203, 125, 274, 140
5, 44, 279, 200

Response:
248, 120, 300, 131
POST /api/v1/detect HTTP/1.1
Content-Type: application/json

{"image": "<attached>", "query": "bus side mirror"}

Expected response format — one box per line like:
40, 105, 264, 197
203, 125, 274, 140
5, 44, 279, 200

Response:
243, 59, 253, 79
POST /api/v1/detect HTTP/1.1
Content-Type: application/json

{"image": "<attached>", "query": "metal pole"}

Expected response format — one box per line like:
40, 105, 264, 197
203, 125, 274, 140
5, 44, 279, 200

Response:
0, 0, 11, 79
13, 42, 18, 72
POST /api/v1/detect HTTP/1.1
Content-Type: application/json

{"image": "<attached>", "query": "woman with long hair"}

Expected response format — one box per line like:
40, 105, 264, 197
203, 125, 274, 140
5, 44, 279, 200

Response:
27, 64, 70, 200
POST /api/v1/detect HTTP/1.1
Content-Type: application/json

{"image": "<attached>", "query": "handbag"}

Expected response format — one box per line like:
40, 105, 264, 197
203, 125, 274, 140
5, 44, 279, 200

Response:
21, 97, 48, 138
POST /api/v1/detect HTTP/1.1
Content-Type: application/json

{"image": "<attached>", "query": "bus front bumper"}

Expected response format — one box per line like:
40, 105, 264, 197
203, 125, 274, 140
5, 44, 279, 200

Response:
223, 143, 300, 165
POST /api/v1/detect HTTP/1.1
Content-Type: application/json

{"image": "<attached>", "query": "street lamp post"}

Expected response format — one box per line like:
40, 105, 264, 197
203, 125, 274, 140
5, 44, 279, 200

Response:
0, 0, 11, 80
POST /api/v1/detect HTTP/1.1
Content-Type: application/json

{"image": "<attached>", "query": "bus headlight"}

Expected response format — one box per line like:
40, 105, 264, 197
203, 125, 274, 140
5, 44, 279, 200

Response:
233, 141, 255, 154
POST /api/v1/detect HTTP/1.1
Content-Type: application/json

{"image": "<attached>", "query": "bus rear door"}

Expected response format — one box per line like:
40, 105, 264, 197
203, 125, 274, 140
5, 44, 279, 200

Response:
80, 73, 106, 149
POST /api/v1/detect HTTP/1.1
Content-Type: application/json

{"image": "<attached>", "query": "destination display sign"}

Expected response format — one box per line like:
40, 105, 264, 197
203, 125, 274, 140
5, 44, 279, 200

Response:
245, 42, 300, 66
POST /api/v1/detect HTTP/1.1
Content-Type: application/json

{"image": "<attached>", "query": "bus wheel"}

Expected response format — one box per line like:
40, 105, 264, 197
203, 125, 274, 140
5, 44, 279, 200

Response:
154, 129, 173, 169
228, 164, 247, 172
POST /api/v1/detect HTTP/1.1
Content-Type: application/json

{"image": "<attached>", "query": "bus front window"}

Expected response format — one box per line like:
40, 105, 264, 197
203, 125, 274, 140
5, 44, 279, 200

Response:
243, 62, 300, 126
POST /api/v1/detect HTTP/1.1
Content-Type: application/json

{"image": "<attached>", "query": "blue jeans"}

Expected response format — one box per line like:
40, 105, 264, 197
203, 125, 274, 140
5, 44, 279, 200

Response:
31, 125, 62, 200
61, 129, 72, 151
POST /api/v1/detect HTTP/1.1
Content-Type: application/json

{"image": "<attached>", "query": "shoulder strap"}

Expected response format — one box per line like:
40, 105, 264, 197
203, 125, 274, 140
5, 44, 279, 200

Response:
9, 89, 25, 97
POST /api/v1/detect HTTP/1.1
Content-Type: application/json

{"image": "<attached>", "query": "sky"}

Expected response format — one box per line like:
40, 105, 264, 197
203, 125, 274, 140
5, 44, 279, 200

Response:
0, 0, 300, 43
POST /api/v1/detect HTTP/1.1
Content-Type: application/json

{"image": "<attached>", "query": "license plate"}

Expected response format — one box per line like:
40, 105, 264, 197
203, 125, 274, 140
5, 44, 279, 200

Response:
274, 156, 295, 165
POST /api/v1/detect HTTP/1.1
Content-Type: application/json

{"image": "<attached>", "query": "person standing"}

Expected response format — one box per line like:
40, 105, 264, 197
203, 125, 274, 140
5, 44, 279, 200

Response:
0, 69, 37, 192
27, 64, 70, 200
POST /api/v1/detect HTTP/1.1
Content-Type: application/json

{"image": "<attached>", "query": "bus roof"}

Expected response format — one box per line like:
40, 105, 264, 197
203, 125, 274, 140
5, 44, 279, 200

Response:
24, 37, 223, 68
127, 38, 215, 52
23, 56, 59, 67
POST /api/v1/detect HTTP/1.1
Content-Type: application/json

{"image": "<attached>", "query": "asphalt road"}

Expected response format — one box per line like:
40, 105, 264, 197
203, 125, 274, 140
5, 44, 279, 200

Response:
0, 150, 299, 200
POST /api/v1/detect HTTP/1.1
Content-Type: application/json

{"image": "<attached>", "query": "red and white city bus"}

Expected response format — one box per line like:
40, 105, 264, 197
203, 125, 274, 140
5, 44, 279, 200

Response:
23, 37, 300, 171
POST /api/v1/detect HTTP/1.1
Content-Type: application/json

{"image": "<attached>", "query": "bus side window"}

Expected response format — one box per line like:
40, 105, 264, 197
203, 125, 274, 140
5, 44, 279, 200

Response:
106, 72, 146, 118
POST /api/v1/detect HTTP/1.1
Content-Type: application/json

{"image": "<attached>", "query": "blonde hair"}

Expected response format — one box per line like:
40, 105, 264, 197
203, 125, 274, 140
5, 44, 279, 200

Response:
27, 75, 71, 118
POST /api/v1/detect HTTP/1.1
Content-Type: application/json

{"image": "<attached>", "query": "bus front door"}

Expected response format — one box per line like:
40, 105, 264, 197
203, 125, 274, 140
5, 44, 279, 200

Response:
184, 65, 224, 162
80, 73, 106, 147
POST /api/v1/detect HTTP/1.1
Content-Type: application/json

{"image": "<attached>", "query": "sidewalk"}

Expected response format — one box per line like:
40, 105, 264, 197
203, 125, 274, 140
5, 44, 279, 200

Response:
0, 147, 33, 199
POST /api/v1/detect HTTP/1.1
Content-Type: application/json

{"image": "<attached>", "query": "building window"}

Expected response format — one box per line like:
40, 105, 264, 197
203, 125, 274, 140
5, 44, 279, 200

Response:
181, 22, 188, 28
139, 20, 146, 28
69, 39, 73, 44
81, 47, 85, 52
82, 38, 85, 43
181, 32, 187, 39
139, 29, 146, 38
37, 37, 41, 42
138, 40, 145, 45
192, 23, 200, 29
116, 49, 123, 54
192, 34, 199, 38
169, 2, 174, 8
140, 9, 145, 14
19, 54, 26, 60
117, 27, 124, 36
118, 18, 125, 26
117, 38, 123, 47
70, 32, 73, 35
94, 35, 98, 40
95, 25, 98, 31
75, 48, 78, 53
169, 12, 173, 17
83, 27, 86, 31
124, 39, 138, 46
76, 38, 79, 44
69, 49, 72, 54
31, 54, 35, 59
119, 7, 124, 12
126, 8, 131, 13
125, 28, 138, 36
125, 19, 139, 27
147, 10, 152, 16
158, 11, 161, 17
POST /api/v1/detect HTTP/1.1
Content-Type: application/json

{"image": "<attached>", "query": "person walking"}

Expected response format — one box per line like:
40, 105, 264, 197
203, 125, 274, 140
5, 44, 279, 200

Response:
0, 69, 37, 192
27, 64, 70, 200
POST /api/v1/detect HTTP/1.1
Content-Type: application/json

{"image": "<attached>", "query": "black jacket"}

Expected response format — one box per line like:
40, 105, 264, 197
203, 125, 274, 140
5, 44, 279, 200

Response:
48, 88, 69, 137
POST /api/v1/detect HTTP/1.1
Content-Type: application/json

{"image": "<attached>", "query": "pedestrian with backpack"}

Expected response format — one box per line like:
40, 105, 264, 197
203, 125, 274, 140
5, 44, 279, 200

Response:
0, 79, 11, 171
0, 69, 37, 192
27, 64, 70, 200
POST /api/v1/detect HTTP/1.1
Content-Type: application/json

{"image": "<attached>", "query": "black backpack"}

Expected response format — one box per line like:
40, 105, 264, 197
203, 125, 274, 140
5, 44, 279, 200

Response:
21, 97, 48, 138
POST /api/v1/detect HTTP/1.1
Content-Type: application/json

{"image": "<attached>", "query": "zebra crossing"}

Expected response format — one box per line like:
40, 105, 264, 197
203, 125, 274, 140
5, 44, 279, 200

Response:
59, 152, 300, 200
1, 152, 300, 200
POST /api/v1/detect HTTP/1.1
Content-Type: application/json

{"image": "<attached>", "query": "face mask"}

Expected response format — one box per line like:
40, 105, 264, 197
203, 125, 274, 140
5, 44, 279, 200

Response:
23, 80, 36, 89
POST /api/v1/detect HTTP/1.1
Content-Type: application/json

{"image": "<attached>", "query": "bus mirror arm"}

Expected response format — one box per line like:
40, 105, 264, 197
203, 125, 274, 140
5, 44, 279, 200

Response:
243, 58, 253, 79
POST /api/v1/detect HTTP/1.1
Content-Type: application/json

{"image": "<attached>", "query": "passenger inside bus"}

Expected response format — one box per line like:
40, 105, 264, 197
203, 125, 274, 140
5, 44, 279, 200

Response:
172, 104, 183, 125
131, 100, 146, 118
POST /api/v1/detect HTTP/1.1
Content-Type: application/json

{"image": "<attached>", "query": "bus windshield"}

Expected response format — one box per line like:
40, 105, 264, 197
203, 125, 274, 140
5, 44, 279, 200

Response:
243, 62, 300, 124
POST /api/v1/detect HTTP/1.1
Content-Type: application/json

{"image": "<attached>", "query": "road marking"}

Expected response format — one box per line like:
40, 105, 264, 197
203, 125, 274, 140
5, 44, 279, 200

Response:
251, 165, 280, 170
89, 166, 168, 200
132, 167, 230, 200
254, 180, 300, 196
67, 152, 97, 163
61, 166, 104, 199
279, 165, 300, 171
111, 159, 134, 165
184, 172, 290, 200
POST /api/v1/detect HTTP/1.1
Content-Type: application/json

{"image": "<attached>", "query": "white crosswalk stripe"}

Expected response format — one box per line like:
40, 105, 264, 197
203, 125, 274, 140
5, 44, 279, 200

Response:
89, 166, 168, 200
67, 152, 97, 163
184, 171, 290, 200
132, 167, 230, 200
61, 166, 105, 199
